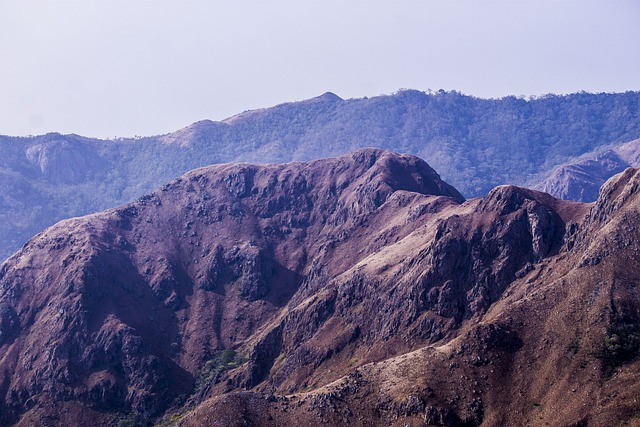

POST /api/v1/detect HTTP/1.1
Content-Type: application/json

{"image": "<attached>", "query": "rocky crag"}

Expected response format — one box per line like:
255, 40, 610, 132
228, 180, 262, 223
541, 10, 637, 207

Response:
537, 138, 640, 202
0, 149, 639, 426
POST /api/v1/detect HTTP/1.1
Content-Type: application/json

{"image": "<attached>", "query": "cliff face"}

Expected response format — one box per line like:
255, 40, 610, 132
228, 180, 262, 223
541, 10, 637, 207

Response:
1, 150, 639, 427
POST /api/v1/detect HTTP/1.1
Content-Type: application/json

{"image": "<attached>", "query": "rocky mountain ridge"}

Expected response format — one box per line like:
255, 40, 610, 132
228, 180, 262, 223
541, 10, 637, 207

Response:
1, 89, 639, 262
1, 149, 639, 426
537, 138, 640, 201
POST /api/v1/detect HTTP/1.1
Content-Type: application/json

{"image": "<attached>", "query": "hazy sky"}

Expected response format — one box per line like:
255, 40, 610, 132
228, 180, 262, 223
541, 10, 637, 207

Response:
1, 0, 639, 139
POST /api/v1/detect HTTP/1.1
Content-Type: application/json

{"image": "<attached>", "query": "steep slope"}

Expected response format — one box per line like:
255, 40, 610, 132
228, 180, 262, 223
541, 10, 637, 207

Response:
0, 149, 465, 425
1, 90, 640, 262
1, 153, 640, 426
537, 138, 640, 201
176, 168, 640, 427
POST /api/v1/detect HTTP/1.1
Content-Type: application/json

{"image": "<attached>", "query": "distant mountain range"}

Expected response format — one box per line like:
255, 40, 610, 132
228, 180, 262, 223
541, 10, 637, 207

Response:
1, 149, 639, 426
1, 90, 639, 261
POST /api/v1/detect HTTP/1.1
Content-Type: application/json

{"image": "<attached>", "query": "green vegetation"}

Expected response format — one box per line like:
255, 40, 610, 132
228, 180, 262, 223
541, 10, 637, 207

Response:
195, 349, 245, 391
155, 408, 191, 427
594, 321, 640, 376
154, 350, 246, 427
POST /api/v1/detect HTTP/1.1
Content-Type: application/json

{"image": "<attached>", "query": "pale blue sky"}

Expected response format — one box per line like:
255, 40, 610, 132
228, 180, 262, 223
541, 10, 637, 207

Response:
1, 0, 639, 138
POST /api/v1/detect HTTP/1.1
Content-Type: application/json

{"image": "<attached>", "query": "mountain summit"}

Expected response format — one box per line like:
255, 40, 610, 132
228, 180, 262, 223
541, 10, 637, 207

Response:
1, 151, 640, 426
1, 90, 640, 263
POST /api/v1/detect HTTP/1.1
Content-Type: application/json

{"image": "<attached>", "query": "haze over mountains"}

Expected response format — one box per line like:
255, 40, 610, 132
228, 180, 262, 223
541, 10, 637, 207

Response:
1, 149, 639, 426
1, 90, 639, 262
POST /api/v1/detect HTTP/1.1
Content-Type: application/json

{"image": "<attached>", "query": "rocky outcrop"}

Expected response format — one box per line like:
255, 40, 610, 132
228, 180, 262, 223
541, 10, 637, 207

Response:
174, 166, 640, 427
2, 152, 640, 426
25, 137, 108, 184
0, 149, 466, 424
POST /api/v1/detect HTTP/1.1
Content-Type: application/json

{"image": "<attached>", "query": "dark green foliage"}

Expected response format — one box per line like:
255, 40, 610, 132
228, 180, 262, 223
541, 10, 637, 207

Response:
155, 407, 191, 427
594, 321, 640, 376
567, 332, 581, 355
153, 352, 245, 427
195, 350, 245, 391
567, 338, 580, 355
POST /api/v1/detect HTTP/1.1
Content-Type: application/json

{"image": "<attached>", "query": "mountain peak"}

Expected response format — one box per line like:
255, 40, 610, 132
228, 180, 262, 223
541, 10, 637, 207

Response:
2, 150, 640, 426
0, 151, 466, 424
586, 167, 640, 226
314, 91, 342, 102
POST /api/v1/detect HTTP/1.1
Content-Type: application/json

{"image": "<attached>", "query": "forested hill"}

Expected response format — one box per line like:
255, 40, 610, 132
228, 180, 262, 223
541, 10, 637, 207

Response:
211, 90, 640, 195
1, 89, 639, 261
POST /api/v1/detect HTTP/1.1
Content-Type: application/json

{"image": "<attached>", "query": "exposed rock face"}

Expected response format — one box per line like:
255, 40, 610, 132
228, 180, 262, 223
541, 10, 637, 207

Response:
1, 150, 640, 426
537, 138, 640, 202
25, 139, 108, 184
0, 149, 462, 425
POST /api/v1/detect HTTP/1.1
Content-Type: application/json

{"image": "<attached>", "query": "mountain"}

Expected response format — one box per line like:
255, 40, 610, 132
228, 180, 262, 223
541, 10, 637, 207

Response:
537, 138, 640, 201
1, 149, 639, 426
1, 90, 639, 262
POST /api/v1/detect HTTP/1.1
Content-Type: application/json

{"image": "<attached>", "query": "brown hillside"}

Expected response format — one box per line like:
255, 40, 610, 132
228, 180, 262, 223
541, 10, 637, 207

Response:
1, 150, 639, 426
